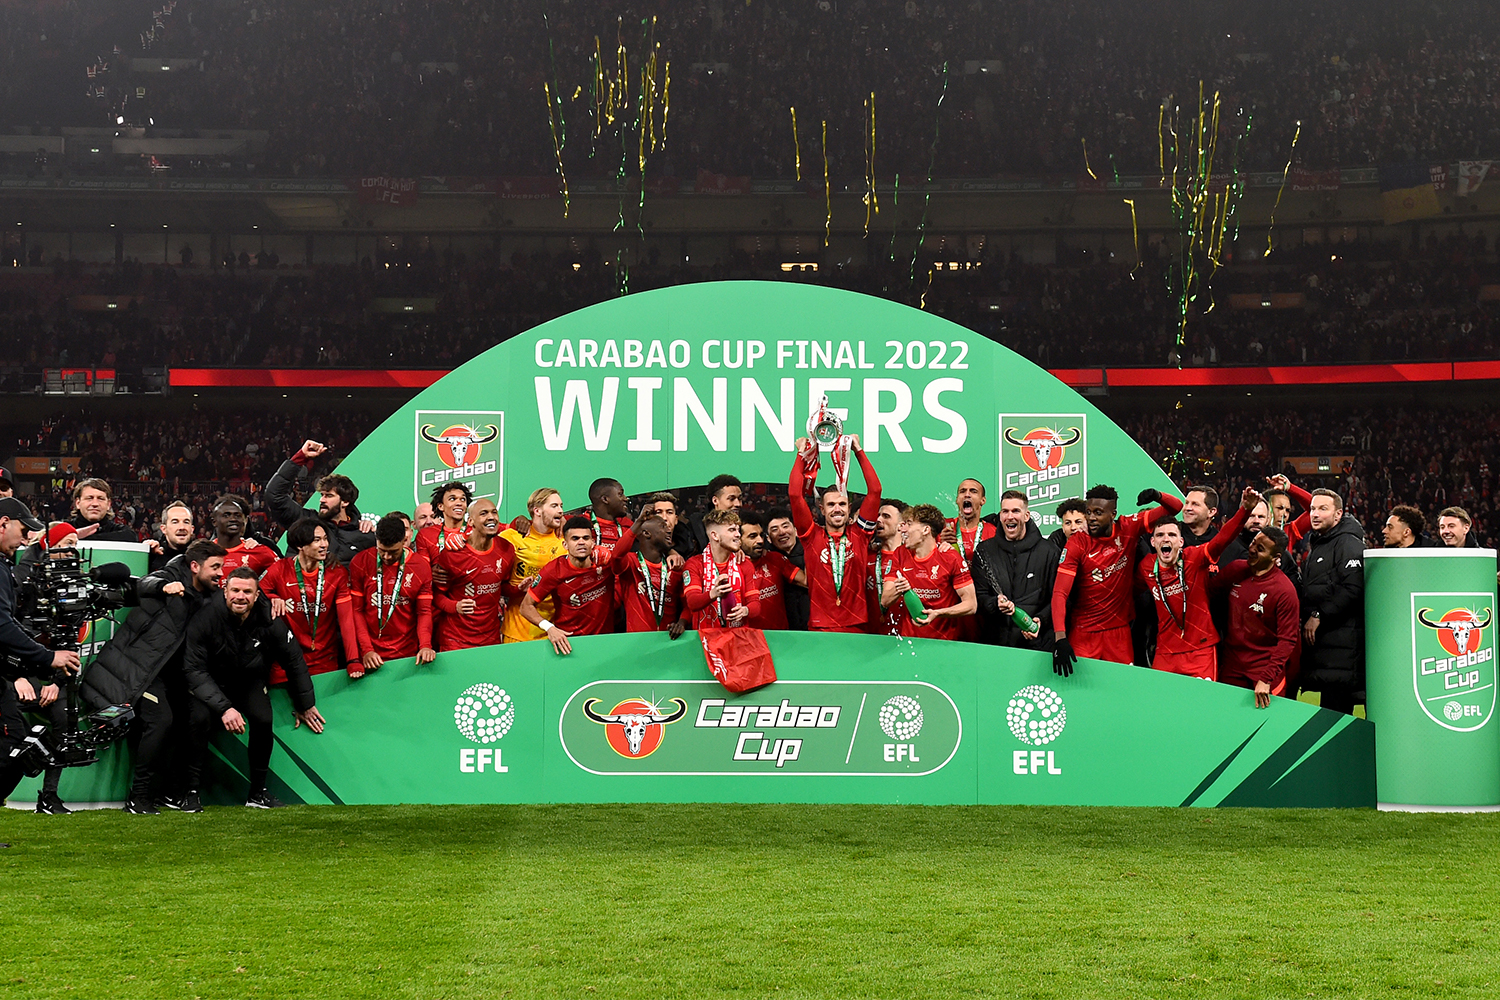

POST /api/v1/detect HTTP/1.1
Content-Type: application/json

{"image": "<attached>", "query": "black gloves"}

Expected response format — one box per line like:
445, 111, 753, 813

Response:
1052, 637, 1076, 678
1136, 488, 1162, 507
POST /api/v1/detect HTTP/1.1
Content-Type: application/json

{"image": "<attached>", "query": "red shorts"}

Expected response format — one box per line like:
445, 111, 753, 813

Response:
1153, 646, 1217, 681
1071, 625, 1134, 665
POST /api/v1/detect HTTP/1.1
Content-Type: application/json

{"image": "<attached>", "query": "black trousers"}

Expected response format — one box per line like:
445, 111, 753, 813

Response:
125, 675, 175, 798
15, 688, 67, 795
0, 680, 28, 802
187, 676, 273, 794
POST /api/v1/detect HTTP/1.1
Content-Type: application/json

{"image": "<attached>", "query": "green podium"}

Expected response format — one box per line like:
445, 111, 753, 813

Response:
1364, 548, 1500, 810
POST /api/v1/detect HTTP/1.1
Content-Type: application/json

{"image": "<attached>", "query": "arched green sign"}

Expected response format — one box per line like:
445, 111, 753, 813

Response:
335, 281, 1172, 525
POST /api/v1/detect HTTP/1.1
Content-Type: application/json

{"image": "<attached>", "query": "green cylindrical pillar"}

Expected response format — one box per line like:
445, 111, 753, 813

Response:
1364, 548, 1500, 809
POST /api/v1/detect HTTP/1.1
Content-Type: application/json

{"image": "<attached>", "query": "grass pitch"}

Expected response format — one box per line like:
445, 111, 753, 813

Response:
1, 804, 1496, 999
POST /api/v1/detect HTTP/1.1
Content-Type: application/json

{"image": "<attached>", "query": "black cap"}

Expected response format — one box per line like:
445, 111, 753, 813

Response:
0, 466, 11, 487
0, 496, 44, 531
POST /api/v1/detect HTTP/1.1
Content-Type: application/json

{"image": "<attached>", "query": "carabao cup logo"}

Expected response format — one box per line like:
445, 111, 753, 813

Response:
414, 409, 504, 507
1003, 424, 1082, 472
420, 422, 499, 469
999, 413, 1086, 515
1412, 598, 1495, 732
583, 697, 687, 759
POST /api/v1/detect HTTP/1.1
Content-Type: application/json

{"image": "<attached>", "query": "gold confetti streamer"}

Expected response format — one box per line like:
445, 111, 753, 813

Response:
790, 106, 802, 181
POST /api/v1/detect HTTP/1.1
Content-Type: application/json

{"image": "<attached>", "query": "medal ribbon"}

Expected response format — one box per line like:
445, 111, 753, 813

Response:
638, 553, 666, 624
829, 532, 850, 596
701, 542, 744, 625
375, 551, 406, 635
296, 559, 325, 648
1153, 556, 1189, 636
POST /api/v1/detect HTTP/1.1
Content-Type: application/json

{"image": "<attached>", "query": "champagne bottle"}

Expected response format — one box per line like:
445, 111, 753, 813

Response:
1010, 604, 1037, 634
899, 573, 928, 623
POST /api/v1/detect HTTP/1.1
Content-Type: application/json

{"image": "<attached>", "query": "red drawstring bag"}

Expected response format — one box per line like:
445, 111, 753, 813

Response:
699, 627, 777, 693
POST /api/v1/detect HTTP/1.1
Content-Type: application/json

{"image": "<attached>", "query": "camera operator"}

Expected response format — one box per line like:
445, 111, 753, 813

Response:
182, 568, 325, 810
66, 478, 139, 543
0, 497, 81, 803
82, 539, 226, 814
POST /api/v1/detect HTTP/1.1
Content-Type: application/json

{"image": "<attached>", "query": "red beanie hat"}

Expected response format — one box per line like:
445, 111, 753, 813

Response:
47, 523, 79, 547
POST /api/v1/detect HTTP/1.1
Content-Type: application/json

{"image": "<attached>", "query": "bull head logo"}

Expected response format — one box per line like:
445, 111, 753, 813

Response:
1418, 607, 1493, 657
1004, 426, 1081, 471
420, 422, 500, 469
583, 697, 688, 757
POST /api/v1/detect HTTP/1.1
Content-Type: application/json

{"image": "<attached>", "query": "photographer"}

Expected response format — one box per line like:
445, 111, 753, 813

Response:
82, 539, 226, 814
182, 568, 325, 810
0, 497, 81, 804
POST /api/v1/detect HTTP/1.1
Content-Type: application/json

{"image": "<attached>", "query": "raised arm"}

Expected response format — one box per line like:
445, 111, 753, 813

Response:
1206, 491, 1257, 562
788, 447, 815, 534
852, 440, 881, 523
1138, 489, 1184, 528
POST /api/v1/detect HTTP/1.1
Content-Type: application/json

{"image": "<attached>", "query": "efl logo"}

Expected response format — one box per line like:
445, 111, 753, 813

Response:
1008, 684, 1066, 776
454, 683, 515, 773
1412, 596, 1496, 732
583, 697, 687, 758
414, 409, 504, 507
999, 413, 1086, 516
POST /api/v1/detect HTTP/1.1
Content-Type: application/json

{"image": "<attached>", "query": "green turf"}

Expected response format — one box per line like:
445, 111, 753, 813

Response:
1, 804, 1495, 999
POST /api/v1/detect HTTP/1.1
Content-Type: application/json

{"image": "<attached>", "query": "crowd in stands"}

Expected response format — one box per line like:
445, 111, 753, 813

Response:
5, 229, 1500, 371
4, 0, 1500, 179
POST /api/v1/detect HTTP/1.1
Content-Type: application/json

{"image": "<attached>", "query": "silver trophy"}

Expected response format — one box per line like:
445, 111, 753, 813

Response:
806, 393, 843, 447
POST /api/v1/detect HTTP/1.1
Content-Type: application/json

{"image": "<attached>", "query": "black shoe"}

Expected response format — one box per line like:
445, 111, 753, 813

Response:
158, 793, 185, 811
245, 790, 285, 809
179, 791, 203, 814
35, 792, 72, 815
122, 797, 160, 815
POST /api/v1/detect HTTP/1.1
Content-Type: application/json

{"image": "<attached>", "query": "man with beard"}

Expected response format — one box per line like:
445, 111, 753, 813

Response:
1298, 489, 1366, 715
941, 479, 997, 564
972, 490, 1057, 650
1050, 484, 1183, 675
416, 482, 472, 562
350, 514, 436, 668
66, 478, 137, 542
765, 507, 809, 630
882, 504, 975, 641
522, 516, 619, 654
501, 488, 568, 643
681, 510, 760, 631
259, 518, 361, 679
1136, 487, 1258, 680
738, 510, 805, 631
433, 498, 516, 651
1382, 505, 1431, 548
83, 539, 226, 814
265, 439, 375, 566
182, 568, 325, 811
148, 501, 196, 573
609, 513, 687, 636
1218, 526, 1300, 707
867, 499, 908, 637
212, 494, 278, 578
788, 436, 882, 632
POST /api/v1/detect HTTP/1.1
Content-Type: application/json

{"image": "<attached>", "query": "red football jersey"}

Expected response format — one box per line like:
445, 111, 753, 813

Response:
867, 545, 905, 636
889, 545, 973, 640
529, 555, 617, 637
745, 551, 800, 630
1052, 508, 1171, 634
415, 522, 469, 563
945, 518, 998, 565
682, 552, 761, 630
588, 514, 634, 568
348, 547, 434, 659
432, 538, 516, 650
259, 557, 360, 680
220, 540, 277, 580
614, 553, 684, 633
1136, 505, 1248, 658
788, 449, 882, 630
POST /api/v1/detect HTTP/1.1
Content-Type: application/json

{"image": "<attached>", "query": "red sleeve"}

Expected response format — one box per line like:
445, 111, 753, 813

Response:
950, 550, 973, 591
1206, 505, 1250, 562
854, 448, 881, 524
1051, 536, 1079, 634
527, 560, 559, 605
609, 527, 638, 572
333, 576, 361, 670
413, 561, 434, 650
1288, 483, 1313, 509
1214, 559, 1253, 592
789, 453, 814, 534
1143, 492, 1184, 528
349, 571, 374, 657
1263, 583, 1301, 686
291, 446, 315, 468
1286, 511, 1311, 546
432, 553, 461, 614
683, 558, 713, 613
259, 562, 282, 598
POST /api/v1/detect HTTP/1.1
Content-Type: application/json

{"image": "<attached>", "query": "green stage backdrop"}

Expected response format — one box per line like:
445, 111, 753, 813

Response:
327, 281, 1176, 529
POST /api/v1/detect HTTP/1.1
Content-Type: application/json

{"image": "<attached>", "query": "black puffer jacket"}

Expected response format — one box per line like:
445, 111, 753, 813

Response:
182, 597, 315, 714
266, 458, 374, 566
972, 520, 1059, 650
81, 555, 215, 709
66, 512, 138, 543
1299, 515, 1366, 688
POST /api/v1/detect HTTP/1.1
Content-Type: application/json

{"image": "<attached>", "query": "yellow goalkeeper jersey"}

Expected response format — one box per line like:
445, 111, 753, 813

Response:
500, 526, 567, 642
